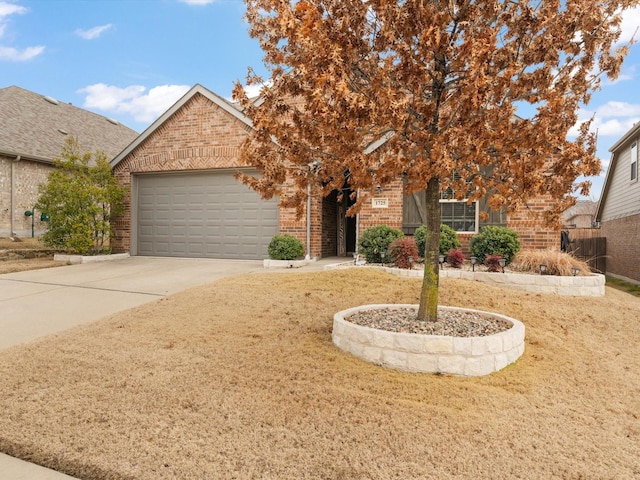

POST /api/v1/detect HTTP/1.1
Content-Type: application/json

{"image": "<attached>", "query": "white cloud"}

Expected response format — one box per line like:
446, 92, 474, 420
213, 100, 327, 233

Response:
78, 83, 191, 123
570, 102, 640, 138
177, 0, 216, 5
616, 6, 640, 45
0, 44, 44, 61
592, 117, 640, 137
75, 24, 113, 40
0, 2, 45, 61
243, 83, 265, 99
596, 101, 640, 118
0, 2, 26, 21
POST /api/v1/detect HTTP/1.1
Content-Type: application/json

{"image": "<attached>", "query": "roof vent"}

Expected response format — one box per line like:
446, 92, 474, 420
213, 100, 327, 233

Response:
106, 117, 119, 125
43, 95, 59, 105
58, 128, 68, 135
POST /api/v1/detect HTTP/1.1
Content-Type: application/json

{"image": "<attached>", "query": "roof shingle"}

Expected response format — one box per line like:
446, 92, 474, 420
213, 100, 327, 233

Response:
0, 85, 139, 162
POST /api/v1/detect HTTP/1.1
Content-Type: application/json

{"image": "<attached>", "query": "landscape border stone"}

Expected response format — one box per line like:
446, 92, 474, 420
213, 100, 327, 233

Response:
53, 253, 130, 264
324, 262, 605, 296
263, 258, 314, 268
332, 304, 525, 376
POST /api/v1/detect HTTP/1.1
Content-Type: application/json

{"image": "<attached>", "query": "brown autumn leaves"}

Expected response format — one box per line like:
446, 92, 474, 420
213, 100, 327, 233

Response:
233, 0, 637, 224
232, 0, 638, 320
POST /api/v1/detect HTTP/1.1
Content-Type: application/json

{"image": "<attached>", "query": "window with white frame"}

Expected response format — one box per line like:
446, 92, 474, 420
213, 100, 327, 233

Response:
402, 169, 504, 235
631, 141, 638, 182
439, 199, 477, 232
439, 173, 478, 233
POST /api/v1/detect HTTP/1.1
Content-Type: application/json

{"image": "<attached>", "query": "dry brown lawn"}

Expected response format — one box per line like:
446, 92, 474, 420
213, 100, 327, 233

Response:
1, 269, 639, 479
0, 257, 63, 274
0, 237, 46, 249
0, 237, 63, 274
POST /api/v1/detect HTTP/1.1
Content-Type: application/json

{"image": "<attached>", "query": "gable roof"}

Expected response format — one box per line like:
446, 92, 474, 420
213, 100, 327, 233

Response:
111, 84, 253, 168
595, 121, 640, 221
0, 85, 138, 163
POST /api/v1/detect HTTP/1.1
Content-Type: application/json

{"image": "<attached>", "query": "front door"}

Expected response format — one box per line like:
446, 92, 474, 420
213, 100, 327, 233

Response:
337, 201, 347, 256
337, 189, 357, 256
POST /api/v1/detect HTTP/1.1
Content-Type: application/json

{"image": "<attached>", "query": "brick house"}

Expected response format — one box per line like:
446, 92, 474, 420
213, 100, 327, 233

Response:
562, 200, 597, 229
110, 84, 559, 260
595, 122, 640, 284
0, 85, 138, 237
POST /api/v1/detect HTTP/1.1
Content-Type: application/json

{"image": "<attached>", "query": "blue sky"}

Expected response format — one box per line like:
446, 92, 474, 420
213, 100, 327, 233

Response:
1, 0, 639, 200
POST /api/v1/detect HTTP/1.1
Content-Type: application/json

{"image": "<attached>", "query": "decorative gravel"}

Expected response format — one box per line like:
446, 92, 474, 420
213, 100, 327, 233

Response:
346, 307, 512, 337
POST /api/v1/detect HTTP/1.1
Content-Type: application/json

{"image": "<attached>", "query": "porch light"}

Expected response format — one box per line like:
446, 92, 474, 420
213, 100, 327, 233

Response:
470, 256, 477, 272
498, 257, 506, 273
540, 264, 547, 275
572, 267, 580, 276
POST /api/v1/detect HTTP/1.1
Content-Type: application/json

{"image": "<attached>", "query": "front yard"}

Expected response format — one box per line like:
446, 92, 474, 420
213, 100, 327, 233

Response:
0, 269, 639, 479
0, 237, 63, 274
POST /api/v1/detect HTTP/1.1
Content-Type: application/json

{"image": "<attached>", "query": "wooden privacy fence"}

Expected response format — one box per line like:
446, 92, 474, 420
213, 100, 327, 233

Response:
565, 228, 603, 240
565, 229, 606, 273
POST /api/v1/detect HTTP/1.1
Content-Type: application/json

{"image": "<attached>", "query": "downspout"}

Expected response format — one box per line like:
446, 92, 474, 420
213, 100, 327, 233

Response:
305, 184, 311, 260
10, 155, 20, 237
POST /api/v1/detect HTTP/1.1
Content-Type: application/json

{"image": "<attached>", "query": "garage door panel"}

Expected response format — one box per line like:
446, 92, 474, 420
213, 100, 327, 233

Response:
137, 171, 278, 259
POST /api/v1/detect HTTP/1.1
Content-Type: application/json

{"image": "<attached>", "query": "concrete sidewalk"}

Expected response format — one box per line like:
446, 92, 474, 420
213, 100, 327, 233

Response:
0, 255, 342, 479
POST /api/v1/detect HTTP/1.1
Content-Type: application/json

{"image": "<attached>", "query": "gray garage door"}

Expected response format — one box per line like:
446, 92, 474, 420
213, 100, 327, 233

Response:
136, 171, 278, 259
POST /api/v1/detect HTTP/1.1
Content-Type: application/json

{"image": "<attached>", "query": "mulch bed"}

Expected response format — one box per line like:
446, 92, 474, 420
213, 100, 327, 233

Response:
347, 306, 512, 336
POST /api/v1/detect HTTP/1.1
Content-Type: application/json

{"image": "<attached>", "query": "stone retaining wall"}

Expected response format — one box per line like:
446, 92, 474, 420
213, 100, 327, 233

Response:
325, 263, 605, 296
0, 249, 57, 260
440, 269, 605, 296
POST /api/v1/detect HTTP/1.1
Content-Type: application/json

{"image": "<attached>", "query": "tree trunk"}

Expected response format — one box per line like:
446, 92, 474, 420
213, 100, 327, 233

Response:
417, 177, 441, 322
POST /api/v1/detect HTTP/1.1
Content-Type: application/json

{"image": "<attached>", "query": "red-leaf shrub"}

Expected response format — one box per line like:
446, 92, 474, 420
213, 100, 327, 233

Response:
446, 248, 464, 268
485, 254, 504, 272
388, 237, 419, 269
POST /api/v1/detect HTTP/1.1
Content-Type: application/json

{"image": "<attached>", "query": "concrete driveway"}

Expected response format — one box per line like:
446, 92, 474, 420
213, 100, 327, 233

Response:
0, 256, 267, 350
0, 256, 274, 479
0, 255, 342, 479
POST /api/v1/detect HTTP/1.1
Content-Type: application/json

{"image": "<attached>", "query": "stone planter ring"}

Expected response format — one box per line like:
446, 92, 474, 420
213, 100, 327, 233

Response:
332, 304, 525, 377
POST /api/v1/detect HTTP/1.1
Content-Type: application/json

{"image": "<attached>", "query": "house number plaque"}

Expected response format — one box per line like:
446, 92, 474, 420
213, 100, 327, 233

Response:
372, 198, 389, 208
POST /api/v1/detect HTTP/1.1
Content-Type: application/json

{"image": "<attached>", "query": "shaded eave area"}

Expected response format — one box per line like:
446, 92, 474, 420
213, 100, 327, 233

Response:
0, 147, 52, 165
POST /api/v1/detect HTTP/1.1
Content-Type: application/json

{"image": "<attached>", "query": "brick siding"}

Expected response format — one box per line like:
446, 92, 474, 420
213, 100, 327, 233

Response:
600, 213, 640, 283
112, 93, 254, 252
111, 91, 561, 259
0, 155, 53, 237
358, 180, 405, 232
507, 195, 560, 251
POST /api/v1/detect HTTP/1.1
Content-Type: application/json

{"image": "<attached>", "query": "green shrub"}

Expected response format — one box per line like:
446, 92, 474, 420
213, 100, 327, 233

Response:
414, 224, 461, 257
470, 226, 521, 264
267, 234, 305, 260
358, 225, 404, 263
36, 137, 125, 255
387, 237, 418, 269
440, 224, 461, 255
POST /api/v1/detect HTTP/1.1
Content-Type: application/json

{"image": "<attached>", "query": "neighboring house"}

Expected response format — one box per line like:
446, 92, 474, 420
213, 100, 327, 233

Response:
595, 122, 640, 284
0, 86, 138, 237
111, 84, 559, 260
562, 200, 597, 229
